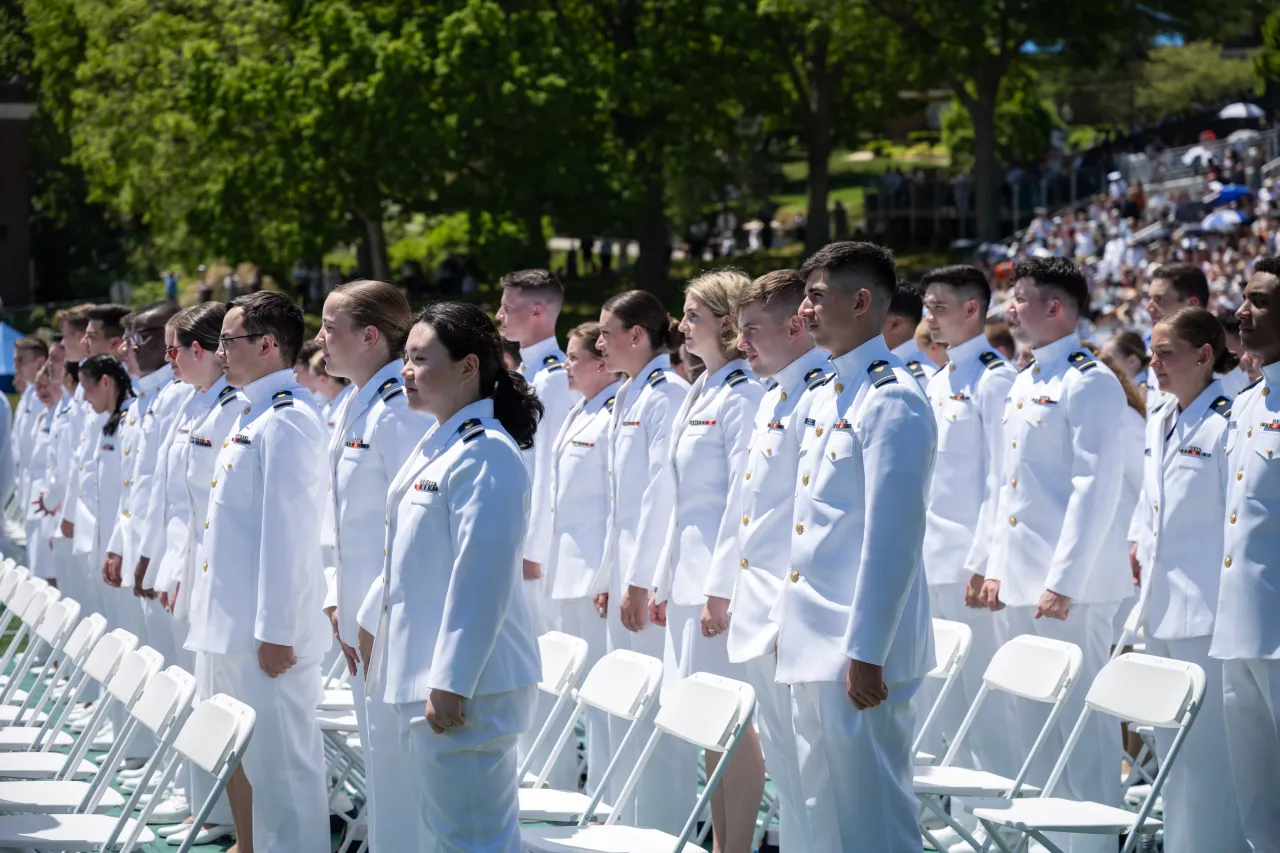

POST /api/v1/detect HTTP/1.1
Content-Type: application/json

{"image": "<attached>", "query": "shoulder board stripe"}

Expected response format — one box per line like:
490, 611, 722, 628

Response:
272, 398, 294, 409
546, 363, 565, 373
1239, 377, 1263, 394
272, 389, 293, 399
647, 368, 667, 387
873, 374, 898, 388
216, 385, 237, 401
724, 368, 748, 387
604, 395, 616, 412
457, 418, 483, 434
461, 427, 484, 443
219, 391, 240, 407
1068, 351, 1098, 373
978, 351, 1007, 370
905, 360, 927, 380
1210, 395, 1232, 418
867, 359, 891, 377
807, 371, 832, 390
376, 377, 400, 395
1020, 358, 1036, 373
542, 354, 562, 366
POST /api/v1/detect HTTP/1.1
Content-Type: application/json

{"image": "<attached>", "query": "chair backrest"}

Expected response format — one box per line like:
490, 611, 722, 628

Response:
927, 618, 972, 678
1086, 653, 1205, 728
5, 578, 38, 616
578, 649, 664, 720
34, 598, 81, 646
106, 647, 164, 708
173, 694, 256, 775
82, 630, 139, 684
130, 666, 198, 736
654, 672, 756, 754
0, 568, 22, 602
983, 634, 1082, 702
19, 586, 56, 629
537, 631, 589, 695
62, 613, 109, 668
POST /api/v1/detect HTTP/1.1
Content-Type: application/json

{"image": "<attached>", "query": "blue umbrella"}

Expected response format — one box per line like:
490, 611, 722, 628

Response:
1206, 184, 1253, 208
1202, 209, 1248, 232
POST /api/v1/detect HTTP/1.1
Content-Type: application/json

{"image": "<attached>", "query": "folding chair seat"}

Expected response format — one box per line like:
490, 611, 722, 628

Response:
319, 688, 356, 711
517, 649, 660, 824
914, 618, 973, 766
914, 634, 1084, 853
517, 632, 590, 789
973, 653, 1206, 853
522, 672, 756, 853
0, 692, 255, 853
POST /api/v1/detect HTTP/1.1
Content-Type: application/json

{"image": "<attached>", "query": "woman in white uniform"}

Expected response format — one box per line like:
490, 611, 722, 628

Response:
24, 365, 60, 581
650, 270, 765, 852
1129, 307, 1248, 853
81, 355, 135, 613
595, 289, 694, 833
316, 280, 432, 852
150, 303, 237, 844
355, 302, 541, 853
544, 321, 622, 794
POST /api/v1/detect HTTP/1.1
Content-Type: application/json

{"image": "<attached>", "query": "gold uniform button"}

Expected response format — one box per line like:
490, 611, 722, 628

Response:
744, 472, 751, 481
124, 449, 131, 456
383, 547, 387, 555
779, 391, 787, 402
835, 383, 844, 393
1237, 471, 1244, 481
1033, 367, 1041, 375
123, 479, 128, 486
1010, 477, 1017, 488
1230, 513, 1237, 524
795, 523, 804, 534
742, 515, 750, 526
385, 517, 389, 526
789, 570, 800, 583
815, 426, 824, 437
949, 364, 957, 373
1017, 401, 1023, 409
1153, 502, 1159, 512
1009, 516, 1017, 527
1247, 428, 1253, 437
243, 406, 251, 414
225, 462, 232, 470
1011, 440, 1017, 448
740, 558, 748, 569
802, 474, 810, 486
202, 561, 208, 573
1264, 387, 1271, 397
122, 509, 131, 518
766, 447, 773, 454
1224, 556, 1233, 567
129, 418, 136, 426
211, 479, 217, 488
204, 520, 209, 530
223, 441, 230, 448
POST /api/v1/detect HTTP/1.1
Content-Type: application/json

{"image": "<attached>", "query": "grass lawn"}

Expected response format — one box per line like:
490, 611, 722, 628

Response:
772, 147, 950, 224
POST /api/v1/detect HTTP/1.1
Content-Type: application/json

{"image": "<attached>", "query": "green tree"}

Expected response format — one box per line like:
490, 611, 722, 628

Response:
1137, 41, 1256, 122
941, 66, 1063, 167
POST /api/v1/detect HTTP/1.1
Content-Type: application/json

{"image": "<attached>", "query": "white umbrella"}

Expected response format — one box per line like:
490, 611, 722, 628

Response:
1202, 209, 1247, 232
1182, 145, 1215, 166
1219, 102, 1265, 120
1228, 128, 1261, 142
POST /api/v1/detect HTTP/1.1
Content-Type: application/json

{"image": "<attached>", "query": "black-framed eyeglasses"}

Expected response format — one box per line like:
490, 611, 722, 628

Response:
218, 333, 266, 349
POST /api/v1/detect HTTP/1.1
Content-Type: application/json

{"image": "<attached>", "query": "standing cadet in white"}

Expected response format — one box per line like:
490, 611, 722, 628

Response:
80, 356, 136, 618
772, 242, 936, 853
651, 270, 765, 853
1141, 263, 1210, 408
917, 265, 1021, 781
150, 304, 237, 843
13, 338, 48, 567
33, 363, 72, 587
1127, 307, 1248, 853
496, 269, 581, 636
544, 322, 621, 795
23, 364, 59, 579
355, 303, 541, 853
1213, 259, 1280, 853
184, 292, 331, 853
981, 257, 1130, 853
316, 280, 432, 853
595, 289, 694, 833
728, 269, 830, 853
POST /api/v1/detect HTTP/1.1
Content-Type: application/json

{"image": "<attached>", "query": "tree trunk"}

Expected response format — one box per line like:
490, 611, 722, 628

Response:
805, 50, 833, 257
633, 169, 668, 296
523, 210, 550, 269
968, 80, 1001, 241
361, 214, 391, 282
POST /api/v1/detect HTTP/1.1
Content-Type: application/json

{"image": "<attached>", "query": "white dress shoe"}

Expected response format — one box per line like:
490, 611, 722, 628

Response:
146, 793, 190, 823
156, 821, 192, 838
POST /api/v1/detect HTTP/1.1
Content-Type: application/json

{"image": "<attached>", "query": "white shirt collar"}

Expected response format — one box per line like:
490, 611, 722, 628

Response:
1031, 332, 1080, 366
352, 360, 405, 410
585, 381, 623, 413
945, 333, 991, 363
238, 368, 298, 406
1262, 360, 1280, 388
518, 337, 562, 371
831, 335, 892, 381
768, 347, 826, 389
135, 363, 174, 399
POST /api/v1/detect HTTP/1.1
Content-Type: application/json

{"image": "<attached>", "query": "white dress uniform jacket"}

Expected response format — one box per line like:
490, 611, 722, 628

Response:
923, 335, 1015, 585
727, 348, 830, 665
24, 403, 55, 579
892, 338, 935, 386
322, 361, 434, 646
545, 382, 622, 602
184, 369, 331, 659
518, 337, 581, 569
986, 334, 1132, 606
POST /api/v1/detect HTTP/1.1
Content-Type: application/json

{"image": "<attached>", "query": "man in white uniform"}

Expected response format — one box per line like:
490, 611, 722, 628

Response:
496, 268, 580, 636
184, 291, 331, 853
773, 241, 936, 852
728, 269, 830, 852
13, 338, 49, 569
884, 282, 934, 384
1213, 258, 1280, 852
982, 256, 1131, 853
917, 265, 1020, 785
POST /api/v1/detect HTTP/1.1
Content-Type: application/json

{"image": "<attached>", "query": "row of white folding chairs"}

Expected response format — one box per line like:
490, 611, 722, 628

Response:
0, 560, 257, 852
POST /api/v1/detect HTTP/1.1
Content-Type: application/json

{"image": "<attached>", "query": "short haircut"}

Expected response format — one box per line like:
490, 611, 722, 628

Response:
14, 337, 49, 359
56, 304, 93, 332
739, 269, 807, 315
920, 264, 992, 312
297, 340, 321, 367
888, 281, 924, 323
134, 300, 181, 330
1151, 263, 1209, 307
799, 241, 898, 311
499, 269, 564, 308
230, 290, 306, 366
1253, 257, 1280, 278
85, 304, 133, 339
1012, 256, 1090, 316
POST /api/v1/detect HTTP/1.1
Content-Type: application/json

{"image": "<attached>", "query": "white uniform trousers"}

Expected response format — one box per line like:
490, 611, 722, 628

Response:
920, 584, 1024, 778
72, 553, 101, 702
792, 679, 920, 853
604, 606, 696, 834
107, 585, 155, 759
207, 650, 330, 853
349, 669, 423, 852
397, 685, 535, 853
1001, 603, 1120, 853
1144, 637, 1247, 853
545, 596, 609, 793
1222, 657, 1280, 853
186, 650, 235, 826
742, 654, 810, 852
26, 521, 54, 580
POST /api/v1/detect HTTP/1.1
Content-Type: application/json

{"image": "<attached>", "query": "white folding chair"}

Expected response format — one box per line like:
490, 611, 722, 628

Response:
0, 664, 196, 815
914, 618, 974, 765
517, 649, 662, 824
974, 653, 1205, 853
522, 671, 756, 853
0, 644, 159, 782
1110, 602, 1159, 794
518, 631, 591, 787
0, 692, 255, 853
0, 579, 43, 688
0, 596, 82, 723
0, 613, 111, 752
914, 634, 1084, 853
0, 585, 64, 708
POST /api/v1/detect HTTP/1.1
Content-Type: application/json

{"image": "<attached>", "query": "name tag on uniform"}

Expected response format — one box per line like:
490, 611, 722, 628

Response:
570, 440, 595, 448
804, 417, 816, 427
231, 435, 252, 446
1179, 446, 1210, 458
1032, 396, 1057, 405
622, 420, 641, 427
413, 479, 439, 492
190, 436, 212, 447
178, 428, 190, 435
344, 439, 371, 450
688, 419, 717, 426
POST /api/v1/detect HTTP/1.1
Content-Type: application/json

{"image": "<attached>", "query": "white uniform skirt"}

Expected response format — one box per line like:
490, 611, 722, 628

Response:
661, 601, 742, 703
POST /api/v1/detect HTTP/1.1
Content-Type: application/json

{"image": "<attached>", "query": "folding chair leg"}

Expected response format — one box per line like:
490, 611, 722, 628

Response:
978, 819, 1019, 853
1028, 829, 1065, 853
920, 795, 990, 853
